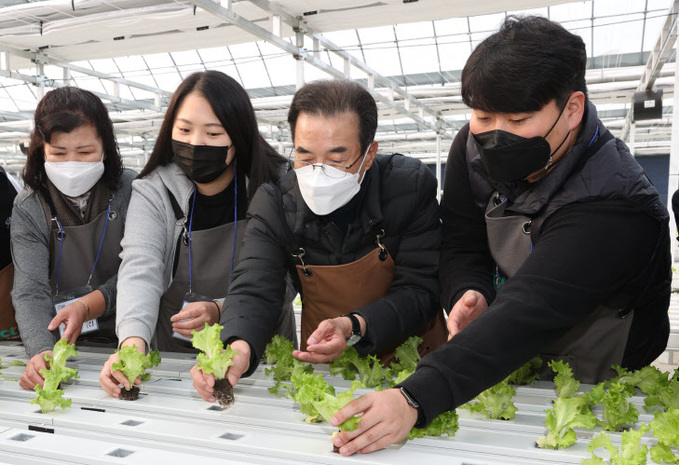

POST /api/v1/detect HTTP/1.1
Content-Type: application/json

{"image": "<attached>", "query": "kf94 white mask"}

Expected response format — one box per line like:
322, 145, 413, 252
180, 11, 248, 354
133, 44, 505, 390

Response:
295, 145, 370, 216
44, 151, 105, 197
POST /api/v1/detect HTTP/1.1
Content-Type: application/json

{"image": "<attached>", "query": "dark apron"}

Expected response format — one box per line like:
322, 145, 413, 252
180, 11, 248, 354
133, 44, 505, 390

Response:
157, 221, 243, 352
485, 192, 632, 383
49, 207, 123, 347
294, 233, 447, 365
0, 263, 19, 341
156, 220, 298, 352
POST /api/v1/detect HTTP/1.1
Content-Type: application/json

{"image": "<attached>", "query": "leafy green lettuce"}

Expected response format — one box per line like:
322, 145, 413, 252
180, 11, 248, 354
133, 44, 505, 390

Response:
587, 380, 638, 432
191, 323, 236, 380
650, 408, 679, 464
329, 346, 388, 388
312, 381, 362, 431
31, 339, 79, 413
536, 394, 598, 449
407, 410, 459, 440
582, 425, 649, 464
111, 345, 161, 388
463, 377, 518, 420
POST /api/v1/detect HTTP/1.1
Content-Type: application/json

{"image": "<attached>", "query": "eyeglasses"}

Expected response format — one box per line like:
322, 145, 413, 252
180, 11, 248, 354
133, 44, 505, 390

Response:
293, 150, 365, 179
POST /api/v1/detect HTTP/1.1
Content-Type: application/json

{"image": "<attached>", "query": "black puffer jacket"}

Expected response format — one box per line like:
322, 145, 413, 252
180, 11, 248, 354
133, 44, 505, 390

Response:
401, 105, 670, 427
222, 154, 442, 375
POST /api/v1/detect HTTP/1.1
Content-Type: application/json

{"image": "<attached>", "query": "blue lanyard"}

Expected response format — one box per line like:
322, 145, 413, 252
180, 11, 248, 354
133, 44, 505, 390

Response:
54, 201, 111, 296
186, 165, 239, 293
587, 126, 599, 149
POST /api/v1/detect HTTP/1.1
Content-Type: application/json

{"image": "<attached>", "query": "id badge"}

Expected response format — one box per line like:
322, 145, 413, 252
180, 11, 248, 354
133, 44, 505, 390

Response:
172, 292, 210, 342
53, 286, 99, 338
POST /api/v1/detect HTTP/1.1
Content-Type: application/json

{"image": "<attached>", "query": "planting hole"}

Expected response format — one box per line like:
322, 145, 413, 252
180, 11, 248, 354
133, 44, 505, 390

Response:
106, 448, 134, 458
219, 432, 243, 441
120, 420, 144, 427
10, 433, 34, 442
165, 378, 181, 382
208, 405, 226, 411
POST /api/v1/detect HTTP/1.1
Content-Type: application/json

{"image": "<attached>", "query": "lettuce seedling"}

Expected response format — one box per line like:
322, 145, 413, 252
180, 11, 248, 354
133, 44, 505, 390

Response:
587, 380, 638, 432
649, 408, 679, 464
312, 381, 362, 432
289, 370, 335, 423
615, 365, 673, 412
192, 323, 237, 407
329, 346, 388, 388
550, 360, 580, 398
263, 335, 313, 394
111, 345, 160, 400
30, 339, 78, 413
506, 356, 542, 386
536, 394, 598, 449
407, 410, 459, 440
462, 377, 518, 420
582, 425, 649, 464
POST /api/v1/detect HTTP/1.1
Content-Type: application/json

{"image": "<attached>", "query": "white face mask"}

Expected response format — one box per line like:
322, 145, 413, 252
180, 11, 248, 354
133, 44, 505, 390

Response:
295, 145, 370, 216
44, 152, 105, 197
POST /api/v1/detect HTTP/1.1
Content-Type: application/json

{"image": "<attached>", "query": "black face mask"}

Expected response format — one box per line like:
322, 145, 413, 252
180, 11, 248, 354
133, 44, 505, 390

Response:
472, 103, 570, 183
171, 140, 231, 184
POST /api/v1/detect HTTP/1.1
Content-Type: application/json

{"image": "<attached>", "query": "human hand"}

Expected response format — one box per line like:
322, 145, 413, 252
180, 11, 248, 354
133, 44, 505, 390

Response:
19, 350, 51, 390
292, 316, 354, 363
171, 301, 220, 338
447, 290, 488, 339
99, 338, 145, 397
191, 339, 250, 402
331, 388, 418, 455
47, 300, 88, 343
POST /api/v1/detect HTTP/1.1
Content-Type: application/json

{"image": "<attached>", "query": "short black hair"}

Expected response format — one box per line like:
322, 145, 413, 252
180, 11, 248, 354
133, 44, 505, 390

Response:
139, 70, 286, 199
461, 15, 588, 113
23, 86, 123, 194
287, 80, 377, 154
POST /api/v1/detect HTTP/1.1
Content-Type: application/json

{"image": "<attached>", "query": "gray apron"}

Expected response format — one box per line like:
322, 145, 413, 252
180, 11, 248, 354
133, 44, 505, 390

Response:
49, 206, 123, 346
485, 192, 632, 383
156, 220, 298, 352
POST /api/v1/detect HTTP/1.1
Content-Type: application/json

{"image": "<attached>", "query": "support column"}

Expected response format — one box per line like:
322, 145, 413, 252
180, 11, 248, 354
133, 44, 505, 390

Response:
668, 55, 679, 277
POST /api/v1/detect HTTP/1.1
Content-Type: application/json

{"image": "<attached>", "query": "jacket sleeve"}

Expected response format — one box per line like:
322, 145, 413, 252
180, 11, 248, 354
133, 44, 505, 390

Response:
10, 194, 57, 357
352, 161, 442, 355
401, 200, 663, 426
116, 178, 173, 348
220, 183, 291, 375
439, 126, 495, 311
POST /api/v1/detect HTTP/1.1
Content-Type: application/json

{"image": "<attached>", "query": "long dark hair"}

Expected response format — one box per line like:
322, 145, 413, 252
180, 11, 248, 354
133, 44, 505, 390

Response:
23, 86, 123, 194
140, 71, 286, 199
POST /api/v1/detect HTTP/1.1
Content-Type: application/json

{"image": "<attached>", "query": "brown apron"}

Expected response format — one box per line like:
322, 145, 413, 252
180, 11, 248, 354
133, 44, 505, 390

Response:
485, 192, 632, 383
294, 232, 447, 365
157, 220, 297, 352
49, 206, 123, 346
0, 263, 19, 341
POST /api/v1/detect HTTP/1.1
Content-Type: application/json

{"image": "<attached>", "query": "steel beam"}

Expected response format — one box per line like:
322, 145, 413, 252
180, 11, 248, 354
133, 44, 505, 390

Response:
186, 0, 451, 133
620, 0, 679, 141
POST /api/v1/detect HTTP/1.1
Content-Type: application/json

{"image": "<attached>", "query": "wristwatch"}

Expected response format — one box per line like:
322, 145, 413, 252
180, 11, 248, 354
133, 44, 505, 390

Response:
342, 313, 362, 346
399, 386, 420, 410
400, 386, 424, 426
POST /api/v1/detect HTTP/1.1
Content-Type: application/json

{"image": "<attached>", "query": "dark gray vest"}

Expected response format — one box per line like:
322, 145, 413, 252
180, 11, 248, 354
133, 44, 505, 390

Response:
463, 104, 668, 383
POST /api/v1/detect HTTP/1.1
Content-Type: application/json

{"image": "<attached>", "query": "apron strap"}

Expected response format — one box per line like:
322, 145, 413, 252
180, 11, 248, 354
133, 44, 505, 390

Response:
166, 187, 185, 221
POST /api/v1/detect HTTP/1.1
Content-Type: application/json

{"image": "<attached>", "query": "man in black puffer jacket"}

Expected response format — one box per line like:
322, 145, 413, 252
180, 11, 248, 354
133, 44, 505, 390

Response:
190, 79, 446, 402
331, 15, 671, 457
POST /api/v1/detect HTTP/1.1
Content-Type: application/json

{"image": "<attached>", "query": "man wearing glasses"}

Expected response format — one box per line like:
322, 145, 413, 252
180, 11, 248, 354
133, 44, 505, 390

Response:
191, 79, 446, 400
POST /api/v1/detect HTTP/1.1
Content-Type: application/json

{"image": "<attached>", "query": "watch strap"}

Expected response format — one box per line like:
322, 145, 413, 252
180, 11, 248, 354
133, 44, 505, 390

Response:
341, 313, 362, 346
